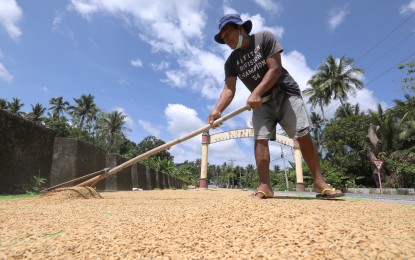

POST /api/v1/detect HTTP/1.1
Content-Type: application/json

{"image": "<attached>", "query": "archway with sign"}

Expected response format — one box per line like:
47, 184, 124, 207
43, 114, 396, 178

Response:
199, 128, 305, 191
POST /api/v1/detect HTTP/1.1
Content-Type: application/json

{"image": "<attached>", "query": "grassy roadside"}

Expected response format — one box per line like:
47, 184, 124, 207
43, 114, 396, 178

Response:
0, 194, 40, 200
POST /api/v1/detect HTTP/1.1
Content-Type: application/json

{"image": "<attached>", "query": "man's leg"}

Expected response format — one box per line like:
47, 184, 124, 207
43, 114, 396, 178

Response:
254, 139, 274, 198
296, 133, 342, 195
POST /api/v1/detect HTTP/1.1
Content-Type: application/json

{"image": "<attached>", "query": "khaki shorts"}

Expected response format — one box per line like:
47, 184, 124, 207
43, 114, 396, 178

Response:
252, 88, 312, 140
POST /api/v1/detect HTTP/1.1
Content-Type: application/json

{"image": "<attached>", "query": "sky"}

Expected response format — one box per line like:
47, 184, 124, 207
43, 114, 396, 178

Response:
1, 0, 415, 168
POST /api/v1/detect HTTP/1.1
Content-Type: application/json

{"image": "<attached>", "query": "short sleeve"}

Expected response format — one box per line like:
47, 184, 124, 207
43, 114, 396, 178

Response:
224, 56, 237, 80
261, 31, 283, 59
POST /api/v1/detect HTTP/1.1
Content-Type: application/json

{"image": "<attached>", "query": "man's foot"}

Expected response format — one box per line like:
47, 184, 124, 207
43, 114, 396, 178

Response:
314, 183, 344, 199
251, 190, 274, 199
251, 184, 274, 199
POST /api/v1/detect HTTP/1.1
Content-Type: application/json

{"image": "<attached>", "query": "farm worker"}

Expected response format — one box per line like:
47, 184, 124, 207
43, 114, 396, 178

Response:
208, 14, 344, 199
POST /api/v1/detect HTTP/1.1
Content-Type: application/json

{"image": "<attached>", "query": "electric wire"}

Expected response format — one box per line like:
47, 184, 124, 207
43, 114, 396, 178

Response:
353, 12, 415, 67
365, 30, 415, 71
366, 50, 415, 86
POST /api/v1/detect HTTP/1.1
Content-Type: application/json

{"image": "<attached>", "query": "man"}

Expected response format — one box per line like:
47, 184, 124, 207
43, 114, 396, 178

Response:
208, 14, 344, 199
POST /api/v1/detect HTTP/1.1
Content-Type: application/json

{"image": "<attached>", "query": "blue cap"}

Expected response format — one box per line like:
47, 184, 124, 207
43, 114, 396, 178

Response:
214, 14, 252, 44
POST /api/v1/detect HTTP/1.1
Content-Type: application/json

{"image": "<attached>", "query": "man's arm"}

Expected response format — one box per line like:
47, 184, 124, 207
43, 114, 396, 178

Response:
247, 52, 283, 109
208, 77, 237, 124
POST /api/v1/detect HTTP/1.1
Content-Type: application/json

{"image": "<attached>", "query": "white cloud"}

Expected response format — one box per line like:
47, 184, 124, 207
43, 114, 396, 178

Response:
165, 103, 205, 137
400, 0, 415, 14
164, 102, 255, 164
327, 6, 348, 31
138, 119, 161, 137
164, 103, 205, 162
163, 70, 187, 88
245, 13, 284, 39
150, 61, 169, 71
118, 79, 129, 85
42, 86, 49, 93
321, 88, 388, 119
282, 50, 315, 92
307, 75, 385, 120
0, 0, 22, 40
52, 13, 63, 30
131, 58, 142, 68
69, 0, 207, 54
0, 62, 13, 83
254, 0, 282, 14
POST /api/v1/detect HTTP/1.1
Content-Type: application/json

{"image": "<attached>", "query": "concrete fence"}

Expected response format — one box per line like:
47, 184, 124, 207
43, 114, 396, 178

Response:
0, 110, 187, 194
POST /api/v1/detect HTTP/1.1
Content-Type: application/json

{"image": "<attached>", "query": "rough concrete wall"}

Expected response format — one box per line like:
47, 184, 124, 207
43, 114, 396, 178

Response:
50, 138, 78, 187
136, 163, 149, 190
131, 164, 138, 189
159, 172, 166, 189
50, 138, 106, 188
1, 109, 188, 193
149, 168, 158, 189
157, 171, 164, 189
105, 153, 132, 191
0, 110, 55, 194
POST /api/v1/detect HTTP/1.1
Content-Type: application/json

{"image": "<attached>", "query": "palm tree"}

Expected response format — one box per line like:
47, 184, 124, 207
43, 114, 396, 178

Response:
393, 94, 415, 149
310, 112, 324, 153
7, 97, 25, 116
68, 94, 97, 131
303, 76, 331, 121
368, 104, 397, 152
334, 102, 362, 119
399, 120, 415, 148
102, 110, 128, 148
244, 164, 256, 188
0, 99, 8, 109
48, 96, 69, 119
311, 55, 364, 117
26, 103, 46, 123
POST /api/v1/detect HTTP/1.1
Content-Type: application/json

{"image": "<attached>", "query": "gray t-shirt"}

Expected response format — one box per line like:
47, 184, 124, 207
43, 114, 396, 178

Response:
224, 30, 301, 97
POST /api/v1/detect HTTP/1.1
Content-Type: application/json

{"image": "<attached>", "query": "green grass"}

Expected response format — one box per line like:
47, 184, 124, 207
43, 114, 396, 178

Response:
0, 194, 39, 200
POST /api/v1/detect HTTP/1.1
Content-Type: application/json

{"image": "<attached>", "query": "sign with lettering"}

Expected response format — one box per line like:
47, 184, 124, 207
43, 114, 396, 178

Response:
209, 128, 294, 147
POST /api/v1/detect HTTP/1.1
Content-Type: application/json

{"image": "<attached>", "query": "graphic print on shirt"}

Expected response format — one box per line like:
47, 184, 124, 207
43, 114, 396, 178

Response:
236, 44, 267, 83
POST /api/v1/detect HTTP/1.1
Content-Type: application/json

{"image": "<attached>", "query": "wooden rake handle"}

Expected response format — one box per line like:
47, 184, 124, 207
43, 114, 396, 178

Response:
75, 96, 272, 188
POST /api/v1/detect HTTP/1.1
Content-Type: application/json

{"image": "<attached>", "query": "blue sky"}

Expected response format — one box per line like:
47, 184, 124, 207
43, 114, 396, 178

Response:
1, 0, 415, 167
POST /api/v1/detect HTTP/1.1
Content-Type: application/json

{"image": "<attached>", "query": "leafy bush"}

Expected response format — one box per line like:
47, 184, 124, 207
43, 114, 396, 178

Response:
23, 175, 47, 194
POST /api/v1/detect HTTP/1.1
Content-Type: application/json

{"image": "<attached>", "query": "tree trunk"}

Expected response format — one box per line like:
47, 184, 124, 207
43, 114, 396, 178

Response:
366, 123, 385, 187
319, 100, 326, 122
338, 98, 349, 117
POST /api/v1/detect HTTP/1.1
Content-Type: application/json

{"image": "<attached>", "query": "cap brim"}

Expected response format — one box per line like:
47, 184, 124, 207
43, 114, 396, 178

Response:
243, 20, 252, 35
214, 20, 252, 44
214, 33, 225, 44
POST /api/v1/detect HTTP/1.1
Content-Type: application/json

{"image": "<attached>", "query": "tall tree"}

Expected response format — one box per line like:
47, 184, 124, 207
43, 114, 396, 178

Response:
68, 94, 97, 131
0, 99, 8, 110
303, 76, 331, 121
101, 110, 128, 149
393, 94, 415, 149
367, 104, 393, 152
311, 55, 364, 117
26, 103, 46, 123
334, 102, 362, 119
310, 112, 324, 153
7, 97, 25, 116
48, 96, 69, 120
137, 135, 174, 161
398, 60, 415, 93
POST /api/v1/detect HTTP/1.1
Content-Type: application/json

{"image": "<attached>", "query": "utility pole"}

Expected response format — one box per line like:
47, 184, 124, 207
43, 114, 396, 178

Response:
228, 159, 235, 189
281, 145, 289, 191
